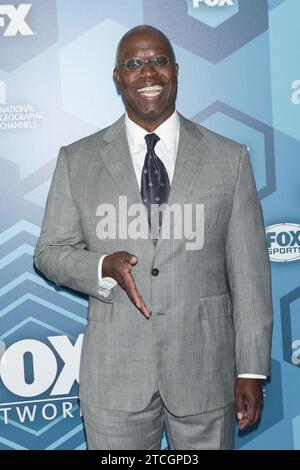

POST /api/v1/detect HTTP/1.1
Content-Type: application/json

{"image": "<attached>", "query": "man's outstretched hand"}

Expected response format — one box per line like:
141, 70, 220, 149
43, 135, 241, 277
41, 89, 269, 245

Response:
102, 251, 151, 319
234, 378, 263, 431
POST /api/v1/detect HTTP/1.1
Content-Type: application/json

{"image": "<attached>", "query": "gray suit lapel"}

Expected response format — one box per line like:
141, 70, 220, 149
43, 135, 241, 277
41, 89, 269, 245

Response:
156, 114, 209, 251
99, 114, 143, 208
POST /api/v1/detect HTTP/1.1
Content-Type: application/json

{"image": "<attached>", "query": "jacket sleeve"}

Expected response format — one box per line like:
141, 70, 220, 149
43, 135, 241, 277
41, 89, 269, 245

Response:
34, 146, 113, 302
225, 145, 273, 376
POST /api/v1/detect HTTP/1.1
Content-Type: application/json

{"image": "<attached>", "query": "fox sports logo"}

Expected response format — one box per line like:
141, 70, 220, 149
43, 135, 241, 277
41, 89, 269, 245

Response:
266, 223, 300, 262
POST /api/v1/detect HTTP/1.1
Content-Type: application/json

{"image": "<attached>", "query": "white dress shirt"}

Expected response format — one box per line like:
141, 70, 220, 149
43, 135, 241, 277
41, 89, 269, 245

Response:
96, 111, 266, 380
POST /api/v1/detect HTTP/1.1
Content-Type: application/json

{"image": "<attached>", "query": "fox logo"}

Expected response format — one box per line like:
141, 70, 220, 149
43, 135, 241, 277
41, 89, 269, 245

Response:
0, 4, 34, 37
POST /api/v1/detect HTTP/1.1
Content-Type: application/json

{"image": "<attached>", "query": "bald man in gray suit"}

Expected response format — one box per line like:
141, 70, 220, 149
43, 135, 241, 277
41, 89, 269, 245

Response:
34, 25, 273, 450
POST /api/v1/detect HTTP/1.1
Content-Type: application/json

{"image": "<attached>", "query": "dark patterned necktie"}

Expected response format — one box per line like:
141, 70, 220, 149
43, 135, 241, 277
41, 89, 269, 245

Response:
141, 133, 170, 239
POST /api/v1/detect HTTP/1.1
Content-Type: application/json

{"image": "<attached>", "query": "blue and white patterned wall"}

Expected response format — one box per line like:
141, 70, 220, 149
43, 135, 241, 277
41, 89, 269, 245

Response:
0, 0, 300, 450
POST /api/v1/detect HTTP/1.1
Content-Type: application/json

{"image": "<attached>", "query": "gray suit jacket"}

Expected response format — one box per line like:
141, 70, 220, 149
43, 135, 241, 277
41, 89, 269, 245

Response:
34, 113, 273, 416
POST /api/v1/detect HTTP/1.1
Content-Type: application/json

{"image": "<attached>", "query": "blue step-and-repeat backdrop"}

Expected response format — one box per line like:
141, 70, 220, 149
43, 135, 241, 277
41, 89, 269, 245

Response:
0, 0, 300, 450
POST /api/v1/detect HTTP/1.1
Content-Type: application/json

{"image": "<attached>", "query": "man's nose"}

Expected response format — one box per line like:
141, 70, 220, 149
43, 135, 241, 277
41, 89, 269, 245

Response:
140, 62, 158, 75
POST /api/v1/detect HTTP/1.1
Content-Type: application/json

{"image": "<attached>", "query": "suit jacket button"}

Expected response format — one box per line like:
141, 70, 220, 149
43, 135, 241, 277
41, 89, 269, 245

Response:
151, 268, 159, 276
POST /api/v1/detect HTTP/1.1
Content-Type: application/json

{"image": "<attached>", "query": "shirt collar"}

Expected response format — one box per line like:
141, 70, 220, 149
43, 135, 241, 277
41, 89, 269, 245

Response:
125, 110, 179, 152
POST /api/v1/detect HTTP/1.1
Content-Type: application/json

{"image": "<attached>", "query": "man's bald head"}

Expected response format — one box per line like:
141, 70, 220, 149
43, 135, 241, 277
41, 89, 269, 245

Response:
115, 25, 176, 67
113, 24, 179, 131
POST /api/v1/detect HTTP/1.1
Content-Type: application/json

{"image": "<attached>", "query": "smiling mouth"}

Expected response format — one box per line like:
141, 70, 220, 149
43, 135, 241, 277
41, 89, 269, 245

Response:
137, 84, 163, 98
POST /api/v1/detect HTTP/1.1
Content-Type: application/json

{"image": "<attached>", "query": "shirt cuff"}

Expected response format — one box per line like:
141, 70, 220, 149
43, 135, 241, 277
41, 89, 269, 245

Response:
98, 255, 117, 297
238, 374, 267, 379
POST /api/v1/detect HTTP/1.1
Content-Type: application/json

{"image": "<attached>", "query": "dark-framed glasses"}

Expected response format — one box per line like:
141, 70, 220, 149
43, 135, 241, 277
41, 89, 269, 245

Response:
118, 55, 176, 72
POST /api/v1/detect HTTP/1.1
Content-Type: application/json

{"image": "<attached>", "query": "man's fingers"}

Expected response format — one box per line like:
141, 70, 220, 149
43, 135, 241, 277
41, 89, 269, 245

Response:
122, 273, 140, 305
250, 400, 262, 425
131, 287, 151, 318
123, 275, 149, 314
246, 400, 260, 425
238, 401, 260, 430
123, 271, 138, 291
122, 253, 137, 267
129, 255, 138, 266
128, 287, 151, 318
246, 403, 255, 420
122, 273, 151, 318
237, 406, 247, 429
119, 253, 136, 267
131, 287, 142, 309
235, 392, 245, 422
116, 253, 150, 318
235, 378, 263, 431
254, 406, 261, 424
138, 297, 151, 317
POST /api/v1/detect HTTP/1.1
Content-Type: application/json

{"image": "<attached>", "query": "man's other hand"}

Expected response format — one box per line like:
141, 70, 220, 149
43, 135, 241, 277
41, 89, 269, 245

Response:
234, 378, 263, 431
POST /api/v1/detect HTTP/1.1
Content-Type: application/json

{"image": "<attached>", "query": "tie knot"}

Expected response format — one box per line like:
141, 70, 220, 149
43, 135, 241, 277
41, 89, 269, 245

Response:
145, 133, 160, 152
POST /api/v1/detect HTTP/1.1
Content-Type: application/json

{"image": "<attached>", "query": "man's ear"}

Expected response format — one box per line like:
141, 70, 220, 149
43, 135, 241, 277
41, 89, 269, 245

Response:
113, 68, 122, 96
113, 67, 120, 87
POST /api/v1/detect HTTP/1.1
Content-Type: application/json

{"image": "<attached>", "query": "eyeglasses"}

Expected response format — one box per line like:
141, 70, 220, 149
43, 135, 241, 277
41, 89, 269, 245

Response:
118, 55, 176, 72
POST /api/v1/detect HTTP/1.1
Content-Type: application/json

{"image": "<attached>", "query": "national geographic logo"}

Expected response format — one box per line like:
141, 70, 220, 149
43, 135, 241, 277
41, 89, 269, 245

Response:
266, 223, 300, 262
0, 3, 34, 37
0, 80, 45, 130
